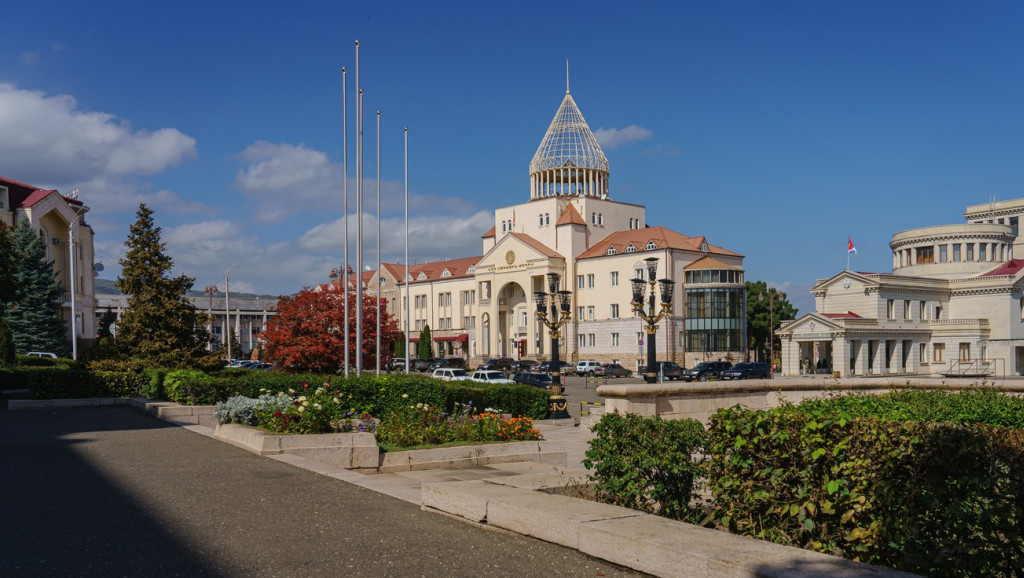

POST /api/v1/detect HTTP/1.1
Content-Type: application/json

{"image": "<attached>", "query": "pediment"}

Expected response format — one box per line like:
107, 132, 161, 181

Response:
779, 313, 844, 337
812, 270, 876, 296
476, 233, 562, 272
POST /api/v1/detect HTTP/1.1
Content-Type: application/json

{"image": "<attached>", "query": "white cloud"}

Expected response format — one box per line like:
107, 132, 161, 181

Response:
594, 125, 653, 150
20, 52, 41, 67
0, 83, 196, 184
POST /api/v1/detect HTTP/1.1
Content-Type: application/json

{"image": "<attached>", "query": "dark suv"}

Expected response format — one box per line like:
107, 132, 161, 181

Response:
480, 357, 515, 373
511, 372, 554, 389
681, 361, 732, 382
720, 362, 771, 380
657, 361, 685, 381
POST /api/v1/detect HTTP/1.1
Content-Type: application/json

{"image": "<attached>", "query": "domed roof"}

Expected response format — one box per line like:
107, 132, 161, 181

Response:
529, 92, 609, 175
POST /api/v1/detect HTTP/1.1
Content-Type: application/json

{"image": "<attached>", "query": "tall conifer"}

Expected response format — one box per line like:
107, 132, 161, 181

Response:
7, 219, 67, 355
116, 204, 209, 365
0, 222, 16, 309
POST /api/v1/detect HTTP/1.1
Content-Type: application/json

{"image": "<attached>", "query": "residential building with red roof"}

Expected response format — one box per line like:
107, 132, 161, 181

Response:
780, 200, 1024, 378
0, 176, 96, 353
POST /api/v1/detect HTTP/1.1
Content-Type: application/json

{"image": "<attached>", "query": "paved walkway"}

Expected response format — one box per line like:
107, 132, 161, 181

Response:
0, 406, 639, 577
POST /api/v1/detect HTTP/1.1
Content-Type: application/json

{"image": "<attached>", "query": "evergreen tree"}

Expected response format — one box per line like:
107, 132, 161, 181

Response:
97, 307, 117, 339
0, 222, 16, 309
116, 204, 209, 365
417, 324, 433, 360
745, 280, 798, 363
393, 330, 406, 358
7, 219, 67, 355
0, 317, 14, 367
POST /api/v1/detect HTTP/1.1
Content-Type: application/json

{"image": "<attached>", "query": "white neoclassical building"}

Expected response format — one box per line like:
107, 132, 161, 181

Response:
325, 87, 747, 368
779, 198, 1024, 378
0, 176, 96, 352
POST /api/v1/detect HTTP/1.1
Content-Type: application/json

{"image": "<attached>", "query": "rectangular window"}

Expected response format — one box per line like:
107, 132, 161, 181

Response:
959, 343, 970, 361
934, 343, 944, 362
919, 301, 926, 320
887, 299, 895, 319
611, 333, 619, 347
967, 244, 974, 261
916, 246, 934, 264
577, 306, 584, 320
588, 334, 595, 347
578, 334, 586, 348
610, 271, 619, 287
980, 244, 987, 261
577, 275, 584, 289
587, 274, 595, 288
919, 343, 927, 364
935, 305, 942, 320
587, 306, 594, 321
953, 244, 961, 262
939, 245, 947, 262
635, 268, 643, 280
1012, 217, 1019, 237
610, 304, 619, 319
904, 300, 911, 320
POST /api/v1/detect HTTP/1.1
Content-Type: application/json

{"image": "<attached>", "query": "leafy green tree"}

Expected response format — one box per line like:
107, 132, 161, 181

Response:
746, 280, 798, 364
393, 330, 408, 360
417, 324, 433, 360
116, 204, 210, 365
0, 317, 14, 367
0, 223, 16, 309
97, 307, 117, 339
7, 219, 67, 355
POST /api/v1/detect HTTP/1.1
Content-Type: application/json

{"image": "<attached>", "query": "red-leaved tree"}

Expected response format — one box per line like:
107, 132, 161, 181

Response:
261, 289, 399, 372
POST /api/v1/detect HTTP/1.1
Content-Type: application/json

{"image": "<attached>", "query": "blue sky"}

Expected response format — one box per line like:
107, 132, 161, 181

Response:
4, 1, 1024, 314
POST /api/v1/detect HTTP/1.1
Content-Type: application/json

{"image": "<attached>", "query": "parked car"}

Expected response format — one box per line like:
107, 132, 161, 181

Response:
431, 368, 471, 381
511, 372, 554, 389
470, 370, 515, 384
479, 357, 516, 373
720, 362, 771, 380
681, 361, 732, 382
386, 358, 408, 372
537, 360, 573, 375
411, 359, 432, 372
576, 360, 601, 375
508, 360, 538, 373
593, 363, 632, 378
248, 362, 274, 370
657, 361, 685, 381
26, 352, 58, 359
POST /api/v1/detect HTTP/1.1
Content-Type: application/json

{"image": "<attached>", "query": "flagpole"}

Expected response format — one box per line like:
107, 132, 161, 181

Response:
404, 126, 410, 374
355, 40, 363, 376
376, 109, 381, 375
342, 66, 350, 377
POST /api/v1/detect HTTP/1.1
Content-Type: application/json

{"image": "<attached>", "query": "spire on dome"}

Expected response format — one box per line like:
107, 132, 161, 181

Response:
529, 88, 610, 200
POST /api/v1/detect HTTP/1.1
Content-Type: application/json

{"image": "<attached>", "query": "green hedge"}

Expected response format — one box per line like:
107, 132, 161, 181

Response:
704, 404, 1024, 577
799, 387, 1024, 429
584, 412, 705, 520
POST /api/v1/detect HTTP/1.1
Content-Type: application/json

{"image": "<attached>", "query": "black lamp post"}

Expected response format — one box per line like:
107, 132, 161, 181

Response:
534, 272, 572, 419
630, 257, 675, 384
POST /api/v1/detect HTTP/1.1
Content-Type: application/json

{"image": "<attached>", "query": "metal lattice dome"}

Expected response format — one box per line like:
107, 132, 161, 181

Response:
529, 91, 610, 199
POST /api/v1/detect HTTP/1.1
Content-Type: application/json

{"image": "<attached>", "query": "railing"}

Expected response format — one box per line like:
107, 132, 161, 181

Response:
943, 358, 1004, 379
579, 401, 604, 415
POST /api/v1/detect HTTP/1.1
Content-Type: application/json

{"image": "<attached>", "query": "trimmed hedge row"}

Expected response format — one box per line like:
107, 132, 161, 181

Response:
585, 390, 1024, 577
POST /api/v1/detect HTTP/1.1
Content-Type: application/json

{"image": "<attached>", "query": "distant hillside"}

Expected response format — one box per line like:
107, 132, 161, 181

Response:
94, 278, 281, 300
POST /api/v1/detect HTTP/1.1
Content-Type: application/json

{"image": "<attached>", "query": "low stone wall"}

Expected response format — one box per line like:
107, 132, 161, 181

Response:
214, 423, 380, 471
597, 376, 1024, 423
379, 441, 566, 473
129, 399, 217, 428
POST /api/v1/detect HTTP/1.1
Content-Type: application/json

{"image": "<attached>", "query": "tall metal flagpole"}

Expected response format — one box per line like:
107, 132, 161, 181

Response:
355, 40, 363, 375
404, 127, 410, 373
376, 109, 382, 375
342, 66, 350, 377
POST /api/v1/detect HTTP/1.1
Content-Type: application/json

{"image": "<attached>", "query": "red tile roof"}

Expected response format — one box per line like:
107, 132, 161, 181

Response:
384, 255, 483, 285
683, 256, 742, 270
822, 311, 862, 319
555, 203, 586, 226
508, 233, 563, 258
577, 226, 741, 260
981, 259, 1024, 277
482, 226, 496, 238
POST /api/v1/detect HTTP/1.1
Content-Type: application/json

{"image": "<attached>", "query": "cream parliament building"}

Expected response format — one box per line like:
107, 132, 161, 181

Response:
325, 88, 747, 367
779, 198, 1024, 378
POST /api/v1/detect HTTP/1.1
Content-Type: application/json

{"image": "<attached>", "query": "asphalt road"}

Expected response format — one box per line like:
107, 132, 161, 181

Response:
0, 406, 643, 577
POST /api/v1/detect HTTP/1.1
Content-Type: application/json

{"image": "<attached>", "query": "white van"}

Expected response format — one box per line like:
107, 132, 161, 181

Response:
576, 360, 601, 375
432, 368, 471, 381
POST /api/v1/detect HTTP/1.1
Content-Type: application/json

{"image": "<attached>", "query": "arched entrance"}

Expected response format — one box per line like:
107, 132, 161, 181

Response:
497, 282, 528, 358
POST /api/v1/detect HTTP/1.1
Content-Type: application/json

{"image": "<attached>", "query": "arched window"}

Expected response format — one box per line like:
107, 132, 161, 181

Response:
502, 221, 506, 233
539, 214, 543, 227
441, 269, 451, 278
598, 213, 603, 225
591, 212, 596, 224
700, 241, 709, 252
545, 213, 550, 225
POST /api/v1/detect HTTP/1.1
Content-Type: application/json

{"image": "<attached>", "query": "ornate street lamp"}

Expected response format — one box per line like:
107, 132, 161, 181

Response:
534, 272, 572, 419
759, 288, 786, 377
630, 257, 675, 383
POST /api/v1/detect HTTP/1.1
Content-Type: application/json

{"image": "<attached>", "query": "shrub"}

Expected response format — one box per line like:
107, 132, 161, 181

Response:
704, 404, 1024, 576
799, 387, 1024, 429
25, 368, 107, 399
92, 370, 146, 398
0, 317, 14, 368
376, 401, 541, 449
164, 369, 224, 405
583, 412, 706, 520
